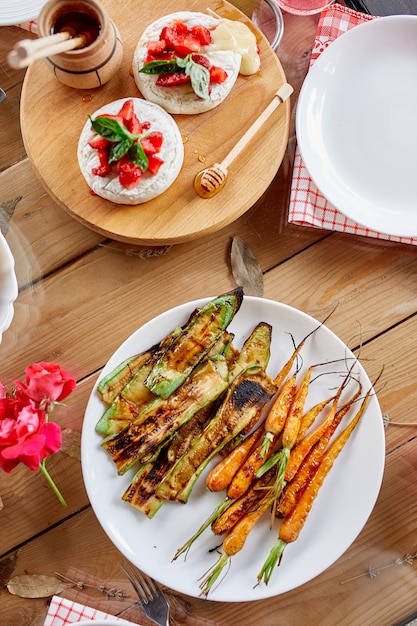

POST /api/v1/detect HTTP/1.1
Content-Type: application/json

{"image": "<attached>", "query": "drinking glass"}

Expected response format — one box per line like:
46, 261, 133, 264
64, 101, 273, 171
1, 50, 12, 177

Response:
275, 0, 334, 15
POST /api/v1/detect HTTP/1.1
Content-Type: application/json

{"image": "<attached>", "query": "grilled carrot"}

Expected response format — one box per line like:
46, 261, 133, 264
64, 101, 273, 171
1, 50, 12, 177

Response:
212, 466, 276, 535
259, 375, 297, 457
282, 366, 312, 450
277, 383, 362, 518
206, 423, 264, 492
257, 386, 372, 585
295, 394, 334, 444
227, 377, 296, 500
284, 369, 356, 483
200, 460, 282, 597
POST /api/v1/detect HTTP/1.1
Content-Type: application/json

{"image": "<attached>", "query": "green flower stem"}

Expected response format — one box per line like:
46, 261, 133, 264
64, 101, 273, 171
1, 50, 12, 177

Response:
173, 496, 231, 561
39, 460, 67, 507
257, 538, 287, 585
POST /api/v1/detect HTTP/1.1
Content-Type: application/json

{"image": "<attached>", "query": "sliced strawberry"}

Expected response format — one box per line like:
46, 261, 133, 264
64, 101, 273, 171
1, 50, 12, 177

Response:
142, 121, 151, 131
145, 50, 176, 64
118, 99, 134, 122
210, 65, 228, 84
118, 156, 142, 189
147, 154, 164, 176
191, 53, 211, 70
128, 113, 142, 134
88, 135, 110, 149
96, 113, 125, 125
92, 148, 111, 177
174, 36, 201, 56
160, 25, 201, 56
170, 20, 189, 35
147, 39, 166, 55
140, 131, 163, 155
156, 71, 190, 87
190, 25, 212, 46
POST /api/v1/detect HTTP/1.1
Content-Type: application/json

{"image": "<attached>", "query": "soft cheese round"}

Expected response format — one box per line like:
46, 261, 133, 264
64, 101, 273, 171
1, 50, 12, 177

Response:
77, 98, 184, 205
133, 11, 241, 115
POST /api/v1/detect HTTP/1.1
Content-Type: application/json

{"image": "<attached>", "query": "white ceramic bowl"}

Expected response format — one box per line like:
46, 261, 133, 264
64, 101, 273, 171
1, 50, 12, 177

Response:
0, 232, 18, 343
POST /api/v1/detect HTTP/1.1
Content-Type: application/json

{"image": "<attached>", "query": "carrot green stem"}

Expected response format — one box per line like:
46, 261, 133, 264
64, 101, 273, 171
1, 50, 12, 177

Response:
173, 497, 231, 561
199, 550, 230, 597
260, 431, 274, 457
39, 460, 67, 507
257, 538, 287, 585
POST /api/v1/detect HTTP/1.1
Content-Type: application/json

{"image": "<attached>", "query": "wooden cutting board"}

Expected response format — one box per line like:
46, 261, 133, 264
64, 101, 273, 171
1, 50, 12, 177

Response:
21, 0, 290, 245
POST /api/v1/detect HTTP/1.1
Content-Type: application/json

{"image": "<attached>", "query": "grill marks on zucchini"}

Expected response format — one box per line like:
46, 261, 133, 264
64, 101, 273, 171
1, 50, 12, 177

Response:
155, 366, 277, 503
102, 357, 229, 474
144, 288, 243, 399
95, 289, 277, 517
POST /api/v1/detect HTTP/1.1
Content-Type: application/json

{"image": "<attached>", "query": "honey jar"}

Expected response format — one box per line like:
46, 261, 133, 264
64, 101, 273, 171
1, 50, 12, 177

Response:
38, 0, 123, 89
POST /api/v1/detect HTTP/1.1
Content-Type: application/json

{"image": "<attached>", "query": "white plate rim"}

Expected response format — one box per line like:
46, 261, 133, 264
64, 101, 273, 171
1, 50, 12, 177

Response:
0, 0, 45, 25
0, 232, 18, 343
81, 295, 385, 602
296, 14, 417, 238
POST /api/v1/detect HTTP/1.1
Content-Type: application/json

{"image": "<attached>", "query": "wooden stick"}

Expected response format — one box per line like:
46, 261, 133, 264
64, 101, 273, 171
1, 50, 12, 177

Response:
221, 82, 293, 170
7, 33, 86, 69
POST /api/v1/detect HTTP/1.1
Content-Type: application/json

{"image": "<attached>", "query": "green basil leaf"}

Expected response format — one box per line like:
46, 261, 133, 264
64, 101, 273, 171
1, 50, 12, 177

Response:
89, 115, 130, 142
139, 59, 180, 74
128, 143, 149, 171
108, 138, 132, 163
186, 61, 210, 100
175, 54, 192, 69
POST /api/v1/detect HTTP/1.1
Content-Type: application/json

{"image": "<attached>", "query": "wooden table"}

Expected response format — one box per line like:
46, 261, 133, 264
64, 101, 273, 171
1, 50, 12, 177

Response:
1, 5, 416, 626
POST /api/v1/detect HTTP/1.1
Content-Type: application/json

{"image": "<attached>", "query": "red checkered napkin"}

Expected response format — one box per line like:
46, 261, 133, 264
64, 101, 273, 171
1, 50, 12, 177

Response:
44, 595, 136, 625
288, 3, 417, 245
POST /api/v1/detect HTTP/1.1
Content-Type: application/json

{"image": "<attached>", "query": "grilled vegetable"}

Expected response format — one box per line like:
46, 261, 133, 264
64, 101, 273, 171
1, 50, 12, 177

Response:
228, 322, 272, 382
155, 365, 277, 503
96, 359, 156, 435
97, 349, 155, 405
257, 387, 372, 585
276, 383, 362, 518
102, 356, 229, 474
200, 464, 279, 597
97, 330, 234, 437
259, 375, 297, 457
145, 287, 243, 399
212, 465, 276, 535
206, 423, 264, 493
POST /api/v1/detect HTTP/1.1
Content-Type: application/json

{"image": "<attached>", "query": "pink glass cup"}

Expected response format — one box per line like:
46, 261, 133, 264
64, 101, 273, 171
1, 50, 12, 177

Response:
275, 0, 334, 15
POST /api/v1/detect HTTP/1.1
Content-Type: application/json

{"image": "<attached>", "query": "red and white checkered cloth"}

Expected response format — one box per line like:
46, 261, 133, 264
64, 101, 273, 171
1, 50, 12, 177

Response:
44, 595, 136, 625
288, 3, 417, 245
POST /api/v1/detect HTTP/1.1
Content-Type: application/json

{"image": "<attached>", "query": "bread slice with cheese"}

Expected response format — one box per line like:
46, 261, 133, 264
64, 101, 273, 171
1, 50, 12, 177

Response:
77, 98, 184, 205
133, 11, 242, 115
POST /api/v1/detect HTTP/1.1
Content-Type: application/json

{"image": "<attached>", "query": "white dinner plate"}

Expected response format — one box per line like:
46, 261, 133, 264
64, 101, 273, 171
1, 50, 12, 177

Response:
0, 0, 45, 25
0, 232, 18, 343
296, 15, 417, 237
82, 295, 385, 602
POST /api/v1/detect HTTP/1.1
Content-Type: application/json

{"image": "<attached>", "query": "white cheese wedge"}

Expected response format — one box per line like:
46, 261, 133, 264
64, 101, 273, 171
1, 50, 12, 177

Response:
78, 98, 184, 205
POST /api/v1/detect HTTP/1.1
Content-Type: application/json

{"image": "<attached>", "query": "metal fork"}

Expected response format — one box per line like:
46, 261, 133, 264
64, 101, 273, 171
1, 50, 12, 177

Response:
121, 561, 170, 626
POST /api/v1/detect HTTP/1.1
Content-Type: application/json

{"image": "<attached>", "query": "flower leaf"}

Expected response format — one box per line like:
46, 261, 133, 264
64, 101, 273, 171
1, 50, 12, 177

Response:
7, 574, 67, 598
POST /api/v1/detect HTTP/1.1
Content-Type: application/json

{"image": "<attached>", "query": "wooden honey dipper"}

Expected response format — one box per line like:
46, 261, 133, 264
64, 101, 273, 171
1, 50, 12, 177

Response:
194, 82, 293, 198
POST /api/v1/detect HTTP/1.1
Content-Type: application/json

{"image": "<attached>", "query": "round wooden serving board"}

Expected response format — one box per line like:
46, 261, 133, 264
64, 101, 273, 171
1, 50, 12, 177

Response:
21, 0, 290, 245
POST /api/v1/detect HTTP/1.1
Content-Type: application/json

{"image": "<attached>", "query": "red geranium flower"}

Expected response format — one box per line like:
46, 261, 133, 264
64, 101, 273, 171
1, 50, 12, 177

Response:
0, 362, 76, 506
